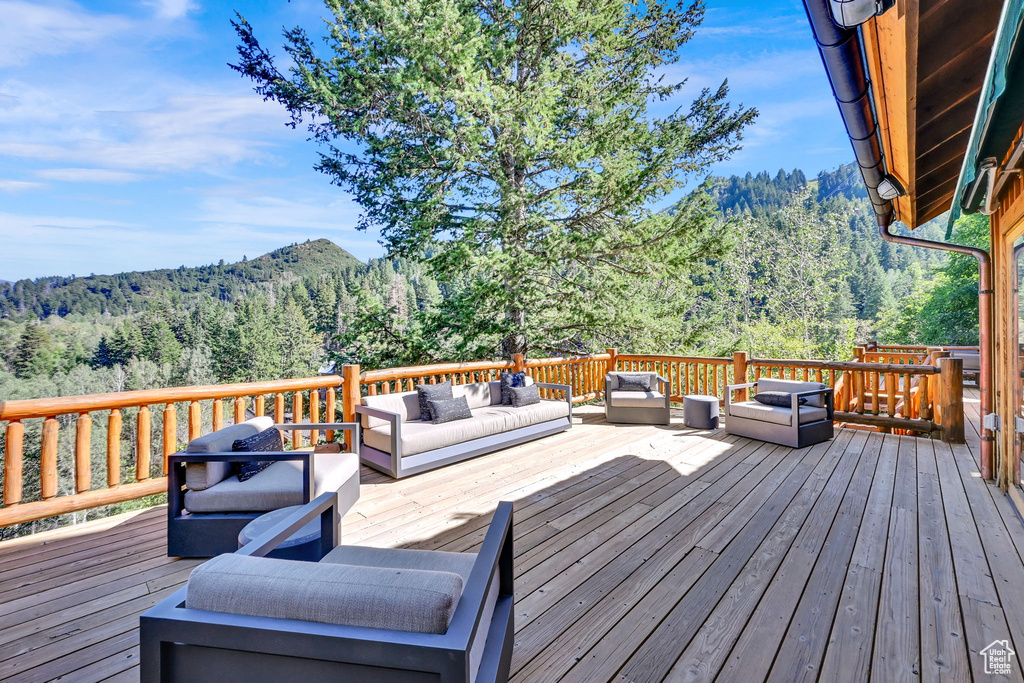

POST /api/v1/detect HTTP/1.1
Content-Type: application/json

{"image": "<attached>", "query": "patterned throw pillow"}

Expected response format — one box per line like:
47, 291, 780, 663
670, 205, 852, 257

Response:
617, 373, 653, 392
500, 371, 529, 405
510, 384, 541, 408
754, 391, 807, 408
232, 427, 283, 482
416, 381, 453, 421
427, 396, 473, 424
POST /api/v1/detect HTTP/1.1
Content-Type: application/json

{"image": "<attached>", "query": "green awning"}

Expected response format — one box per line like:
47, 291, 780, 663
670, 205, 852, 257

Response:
948, 0, 1024, 236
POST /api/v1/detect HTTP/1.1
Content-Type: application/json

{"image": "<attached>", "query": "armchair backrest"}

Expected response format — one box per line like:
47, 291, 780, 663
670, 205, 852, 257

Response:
756, 378, 826, 408
606, 372, 658, 391
184, 416, 275, 490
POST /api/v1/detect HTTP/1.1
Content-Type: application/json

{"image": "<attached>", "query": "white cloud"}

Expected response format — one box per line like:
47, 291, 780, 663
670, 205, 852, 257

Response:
0, 179, 45, 193
0, 1, 132, 68
35, 168, 145, 183
146, 0, 196, 20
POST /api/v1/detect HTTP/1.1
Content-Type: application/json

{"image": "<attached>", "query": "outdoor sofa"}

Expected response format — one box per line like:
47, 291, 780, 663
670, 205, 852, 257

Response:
724, 377, 834, 448
604, 371, 671, 425
167, 417, 361, 557
141, 493, 514, 683
356, 380, 572, 478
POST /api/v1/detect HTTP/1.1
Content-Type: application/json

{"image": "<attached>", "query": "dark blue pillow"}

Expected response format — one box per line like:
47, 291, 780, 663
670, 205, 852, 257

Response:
428, 396, 473, 424
416, 381, 453, 421
232, 427, 283, 482
500, 372, 528, 405
754, 391, 807, 408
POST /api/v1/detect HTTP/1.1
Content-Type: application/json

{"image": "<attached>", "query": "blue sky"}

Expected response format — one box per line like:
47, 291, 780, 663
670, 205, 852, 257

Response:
0, 0, 851, 281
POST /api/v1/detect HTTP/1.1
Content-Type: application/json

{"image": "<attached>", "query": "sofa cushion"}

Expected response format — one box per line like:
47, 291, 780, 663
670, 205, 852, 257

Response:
454, 381, 500, 409
616, 373, 654, 392
728, 400, 828, 426
510, 384, 540, 407
185, 417, 275, 491
184, 451, 359, 513
186, 553, 462, 634
499, 372, 529, 405
754, 391, 807, 408
429, 395, 473, 424
755, 378, 826, 408
363, 400, 570, 456
360, 391, 422, 429
232, 427, 283, 481
609, 390, 666, 408
416, 381, 453, 421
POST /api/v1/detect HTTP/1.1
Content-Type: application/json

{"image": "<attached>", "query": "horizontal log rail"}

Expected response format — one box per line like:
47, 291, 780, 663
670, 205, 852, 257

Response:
1, 375, 343, 528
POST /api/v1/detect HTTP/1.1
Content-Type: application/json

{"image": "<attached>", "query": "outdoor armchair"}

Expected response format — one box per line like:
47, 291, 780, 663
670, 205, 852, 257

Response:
605, 372, 671, 425
724, 377, 834, 448
142, 494, 515, 683
167, 419, 360, 557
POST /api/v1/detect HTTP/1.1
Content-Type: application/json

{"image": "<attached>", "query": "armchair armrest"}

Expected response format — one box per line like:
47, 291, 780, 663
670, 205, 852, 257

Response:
354, 405, 403, 472
792, 388, 835, 419
273, 422, 361, 457
724, 382, 758, 411
236, 491, 339, 561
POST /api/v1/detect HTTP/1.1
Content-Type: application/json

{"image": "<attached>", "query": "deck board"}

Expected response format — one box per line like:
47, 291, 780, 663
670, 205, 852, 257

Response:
1, 390, 1023, 682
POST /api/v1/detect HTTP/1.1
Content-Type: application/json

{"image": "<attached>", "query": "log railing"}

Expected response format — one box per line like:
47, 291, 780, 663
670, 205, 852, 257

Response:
0, 376, 343, 527
616, 353, 734, 401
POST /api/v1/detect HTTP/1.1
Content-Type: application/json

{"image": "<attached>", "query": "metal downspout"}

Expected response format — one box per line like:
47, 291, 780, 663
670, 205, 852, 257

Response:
802, 0, 995, 479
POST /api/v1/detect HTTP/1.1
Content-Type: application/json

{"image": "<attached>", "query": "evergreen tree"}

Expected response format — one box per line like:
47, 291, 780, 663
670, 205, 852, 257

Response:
232, 0, 755, 355
12, 324, 57, 379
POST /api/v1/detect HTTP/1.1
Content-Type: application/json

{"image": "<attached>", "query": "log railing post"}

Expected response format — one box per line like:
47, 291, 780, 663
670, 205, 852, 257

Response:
212, 399, 224, 433
4, 420, 24, 506
292, 392, 304, 449
325, 387, 336, 442
606, 348, 618, 376
137, 406, 151, 481
107, 409, 122, 487
162, 404, 177, 475
75, 412, 92, 493
342, 364, 361, 449
234, 396, 245, 424
40, 417, 59, 500
513, 353, 525, 373
188, 401, 201, 442
939, 357, 965, 443
930, 351, 950, 426
733, 352, 748, 401
309, 389, 320, 446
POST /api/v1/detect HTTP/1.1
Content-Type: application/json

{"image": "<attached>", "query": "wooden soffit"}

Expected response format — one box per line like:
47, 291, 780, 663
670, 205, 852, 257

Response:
862, 0, 1003, 228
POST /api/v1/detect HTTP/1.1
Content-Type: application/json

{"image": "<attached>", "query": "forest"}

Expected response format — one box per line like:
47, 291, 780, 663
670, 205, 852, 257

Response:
0, 162, 980, 409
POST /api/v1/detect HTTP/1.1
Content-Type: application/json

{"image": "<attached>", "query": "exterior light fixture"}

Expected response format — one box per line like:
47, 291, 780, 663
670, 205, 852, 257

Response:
877, 174, 906, 201
828, 0, 896, 28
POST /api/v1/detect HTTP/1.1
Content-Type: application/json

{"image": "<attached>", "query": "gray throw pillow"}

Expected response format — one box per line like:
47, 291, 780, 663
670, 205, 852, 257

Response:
428, 396, 473, 424
754, 391, 807, 408
232, 427, 283, 482
416, 381, 453, 421
617, 373, 652, 392
499, 371, 528, 405
510, 384, 540, 407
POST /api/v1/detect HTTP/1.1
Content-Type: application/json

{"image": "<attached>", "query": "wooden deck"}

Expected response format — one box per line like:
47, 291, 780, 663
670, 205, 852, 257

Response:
2, 388, 1024, 682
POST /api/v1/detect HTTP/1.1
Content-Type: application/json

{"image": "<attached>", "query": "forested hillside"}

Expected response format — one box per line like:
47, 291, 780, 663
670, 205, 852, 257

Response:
0, 164, 979, 409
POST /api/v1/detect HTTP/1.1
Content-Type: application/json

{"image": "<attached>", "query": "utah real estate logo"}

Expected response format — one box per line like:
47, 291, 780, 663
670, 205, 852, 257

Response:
980, 640, 1015, 675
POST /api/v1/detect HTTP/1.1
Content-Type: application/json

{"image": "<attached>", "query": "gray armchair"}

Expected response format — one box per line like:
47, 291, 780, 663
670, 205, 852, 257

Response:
605, 372, 671, 425
167, 419, 361, 558
724, 377, 834, 448
142, 494, 514, 683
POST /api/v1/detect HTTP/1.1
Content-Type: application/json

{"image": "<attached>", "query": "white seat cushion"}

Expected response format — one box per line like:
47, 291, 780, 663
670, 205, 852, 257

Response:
186, 553, 462, 634
728, 401, 828, 426
184, 451, 359, 513
609, 390, 666, 408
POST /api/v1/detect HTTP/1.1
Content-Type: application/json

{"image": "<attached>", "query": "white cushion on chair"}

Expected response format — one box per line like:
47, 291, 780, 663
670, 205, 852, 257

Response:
728, 401, 828, 426
609, 390, 666, 408
186, 553, 463, 634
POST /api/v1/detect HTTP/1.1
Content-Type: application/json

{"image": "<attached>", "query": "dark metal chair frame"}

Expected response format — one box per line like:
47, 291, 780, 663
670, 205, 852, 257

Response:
355, 383, 572, 479
142, 494, 515, 683
724, 383, 835, 448
166, 422, 360, 558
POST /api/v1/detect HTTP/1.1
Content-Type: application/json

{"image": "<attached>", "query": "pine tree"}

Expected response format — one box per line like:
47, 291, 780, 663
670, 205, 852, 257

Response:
12, 324, 57, 379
